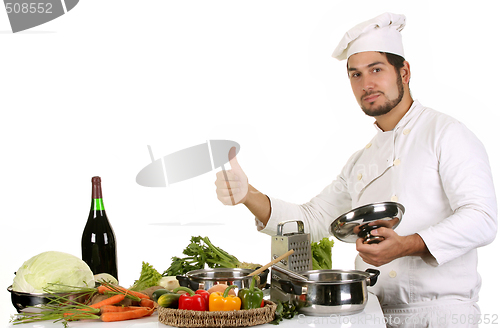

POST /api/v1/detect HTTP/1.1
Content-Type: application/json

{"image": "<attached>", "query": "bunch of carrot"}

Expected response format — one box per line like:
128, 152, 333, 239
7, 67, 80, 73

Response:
91, 283, 156, 322
11, 282, 157, 325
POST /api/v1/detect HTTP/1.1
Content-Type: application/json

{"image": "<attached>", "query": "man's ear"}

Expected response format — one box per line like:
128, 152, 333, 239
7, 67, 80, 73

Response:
401, 61, 411, 84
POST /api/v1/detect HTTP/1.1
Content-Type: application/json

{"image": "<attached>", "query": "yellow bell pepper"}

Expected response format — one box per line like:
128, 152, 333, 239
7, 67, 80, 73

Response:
209, 285, 241, 311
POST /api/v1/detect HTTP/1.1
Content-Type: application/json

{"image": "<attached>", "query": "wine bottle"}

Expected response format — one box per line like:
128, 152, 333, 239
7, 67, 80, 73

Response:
81, 176, 118, 280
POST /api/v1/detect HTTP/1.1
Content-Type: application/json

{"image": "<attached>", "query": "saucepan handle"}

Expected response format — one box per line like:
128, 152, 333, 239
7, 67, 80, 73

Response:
365, 269, 380, 286
279, 279, 305, 295
176, 275, 200, 290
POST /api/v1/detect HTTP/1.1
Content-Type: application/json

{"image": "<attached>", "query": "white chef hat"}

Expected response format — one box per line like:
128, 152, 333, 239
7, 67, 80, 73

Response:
332, 12, 406, 61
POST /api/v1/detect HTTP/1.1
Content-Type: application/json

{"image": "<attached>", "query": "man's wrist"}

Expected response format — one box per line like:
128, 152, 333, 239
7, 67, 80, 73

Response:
243, 185, 271, 225
403, 233, 430, 258
242, 184, 255, 207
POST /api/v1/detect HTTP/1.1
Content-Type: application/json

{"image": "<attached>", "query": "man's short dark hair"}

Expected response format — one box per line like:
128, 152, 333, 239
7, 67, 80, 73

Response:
382, 53, 409, 89
381, 52, 405, 71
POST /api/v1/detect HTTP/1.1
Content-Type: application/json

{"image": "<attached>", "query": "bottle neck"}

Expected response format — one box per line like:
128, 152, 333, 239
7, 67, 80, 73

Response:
92, 198, 105, 211
91, 176, 105, 211
92, 179, 102, 199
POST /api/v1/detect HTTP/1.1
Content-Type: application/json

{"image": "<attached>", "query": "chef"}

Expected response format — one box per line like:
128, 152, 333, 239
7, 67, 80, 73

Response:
215, 12, 497, 328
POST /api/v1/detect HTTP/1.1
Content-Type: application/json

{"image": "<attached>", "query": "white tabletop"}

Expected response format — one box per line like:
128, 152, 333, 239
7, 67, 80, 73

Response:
7, 293, 385, 328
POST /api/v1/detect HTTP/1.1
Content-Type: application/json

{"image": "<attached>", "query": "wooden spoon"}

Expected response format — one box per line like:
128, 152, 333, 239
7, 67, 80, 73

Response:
247, 249, 295, 277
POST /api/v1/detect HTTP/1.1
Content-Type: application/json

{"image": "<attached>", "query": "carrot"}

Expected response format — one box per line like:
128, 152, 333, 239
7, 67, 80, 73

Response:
100, 305, 144, 313
100, 307, 154, 322
64, 308, 99, 320
97, 285, 108, 294
89, 294, 125, 309
97, 285, 149, 299
140, 298, 155, 308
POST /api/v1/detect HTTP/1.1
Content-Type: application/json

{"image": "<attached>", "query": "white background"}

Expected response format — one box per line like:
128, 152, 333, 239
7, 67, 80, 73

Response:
1, 1, 499, 327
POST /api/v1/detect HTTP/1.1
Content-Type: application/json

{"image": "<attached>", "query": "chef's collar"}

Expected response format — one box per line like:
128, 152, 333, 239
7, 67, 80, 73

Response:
373, 100, 423, 133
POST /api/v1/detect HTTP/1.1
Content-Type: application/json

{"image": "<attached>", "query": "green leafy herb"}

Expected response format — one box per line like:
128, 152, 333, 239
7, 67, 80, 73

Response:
311, 237, 334, 270
269, 300, 298, 325
163, 236, 261, 276
129, 261, 163, 291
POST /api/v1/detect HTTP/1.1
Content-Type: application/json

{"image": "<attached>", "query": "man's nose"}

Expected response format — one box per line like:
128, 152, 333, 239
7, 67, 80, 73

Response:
362, 76, 375, 91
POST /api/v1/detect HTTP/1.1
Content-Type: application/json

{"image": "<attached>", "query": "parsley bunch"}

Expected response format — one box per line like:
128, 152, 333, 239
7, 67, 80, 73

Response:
163, 236, 260, 276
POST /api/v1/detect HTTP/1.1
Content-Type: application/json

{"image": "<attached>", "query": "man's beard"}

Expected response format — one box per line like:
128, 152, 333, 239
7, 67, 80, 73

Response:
361, 73, 404, 117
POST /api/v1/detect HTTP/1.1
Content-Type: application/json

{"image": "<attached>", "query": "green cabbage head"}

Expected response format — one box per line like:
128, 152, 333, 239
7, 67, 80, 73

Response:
12, 251, 95, 293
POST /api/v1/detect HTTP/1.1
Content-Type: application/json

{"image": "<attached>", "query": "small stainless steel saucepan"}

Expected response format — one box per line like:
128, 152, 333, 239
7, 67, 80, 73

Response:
176, 268, 269, 292
278, 268, 380, 316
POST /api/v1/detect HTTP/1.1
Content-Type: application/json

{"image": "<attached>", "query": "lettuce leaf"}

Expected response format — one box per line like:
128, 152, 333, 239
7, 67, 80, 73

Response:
311, 237, 334, 270
129, 261, 162, 291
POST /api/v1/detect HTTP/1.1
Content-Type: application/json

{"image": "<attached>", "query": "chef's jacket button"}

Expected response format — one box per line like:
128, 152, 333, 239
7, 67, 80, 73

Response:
357, 173, 363, 180
393, 159, 401, 166
403, 129, 411, 135
365, 143, 372, 149
391, 195, 398, 202
389, 270, 397, 278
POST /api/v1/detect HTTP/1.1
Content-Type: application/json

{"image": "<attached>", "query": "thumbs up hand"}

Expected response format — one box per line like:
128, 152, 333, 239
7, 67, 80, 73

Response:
215, 147, 249, 205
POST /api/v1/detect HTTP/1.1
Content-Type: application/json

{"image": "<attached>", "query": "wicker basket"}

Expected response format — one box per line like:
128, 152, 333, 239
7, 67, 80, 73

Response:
158, 300, 277, 327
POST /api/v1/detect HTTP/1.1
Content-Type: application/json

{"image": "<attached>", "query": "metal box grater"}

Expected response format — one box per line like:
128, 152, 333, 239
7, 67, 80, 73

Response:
270, 220, 312, 302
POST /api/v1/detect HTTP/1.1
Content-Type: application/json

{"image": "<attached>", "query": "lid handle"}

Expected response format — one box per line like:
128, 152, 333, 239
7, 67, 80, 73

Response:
277, 220, 305, 236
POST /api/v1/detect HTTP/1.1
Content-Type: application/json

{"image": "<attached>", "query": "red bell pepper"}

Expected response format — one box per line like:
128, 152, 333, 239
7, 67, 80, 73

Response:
195, 289, 210, 311
173, 287, 207, 311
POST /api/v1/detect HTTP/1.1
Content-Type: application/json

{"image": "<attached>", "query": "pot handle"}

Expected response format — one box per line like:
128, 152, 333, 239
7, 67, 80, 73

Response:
279, 279, 304, 295
253, 267, 269, 286
176, 275, 200, 290
365, 269, 380, 287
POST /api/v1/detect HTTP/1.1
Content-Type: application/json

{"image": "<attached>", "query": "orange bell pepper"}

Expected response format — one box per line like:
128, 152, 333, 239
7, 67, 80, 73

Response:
209, 285, 241, 311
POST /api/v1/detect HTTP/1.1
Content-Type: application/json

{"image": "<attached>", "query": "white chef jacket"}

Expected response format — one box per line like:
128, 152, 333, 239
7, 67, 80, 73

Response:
257, 100, 497, 324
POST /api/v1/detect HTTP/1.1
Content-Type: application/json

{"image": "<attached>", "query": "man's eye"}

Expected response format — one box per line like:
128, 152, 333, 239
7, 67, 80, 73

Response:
351, 73, 360, 78
372, 68, 381, 73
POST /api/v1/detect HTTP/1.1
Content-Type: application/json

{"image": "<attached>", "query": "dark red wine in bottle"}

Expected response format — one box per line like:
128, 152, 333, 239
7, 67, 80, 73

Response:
81, 176, 118, 280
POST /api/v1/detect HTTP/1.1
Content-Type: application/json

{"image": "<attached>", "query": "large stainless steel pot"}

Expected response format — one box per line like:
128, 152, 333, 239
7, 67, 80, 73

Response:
177, 268, 269, 292
279, 268, 380, 316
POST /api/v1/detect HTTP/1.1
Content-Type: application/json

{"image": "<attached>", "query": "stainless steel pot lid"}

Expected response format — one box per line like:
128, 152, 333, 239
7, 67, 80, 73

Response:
295, 269, 380, 285
329, 202, 405, 243
186, 268, 257, 280
279, 269, 380, 287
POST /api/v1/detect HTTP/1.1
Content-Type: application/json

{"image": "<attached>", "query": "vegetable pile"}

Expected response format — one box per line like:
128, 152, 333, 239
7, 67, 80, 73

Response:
10, 282, 156, 326
154, 276, 295, 326
163, 236, 261, 276
9, 235, 323, 326
156, 275, 265, 312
